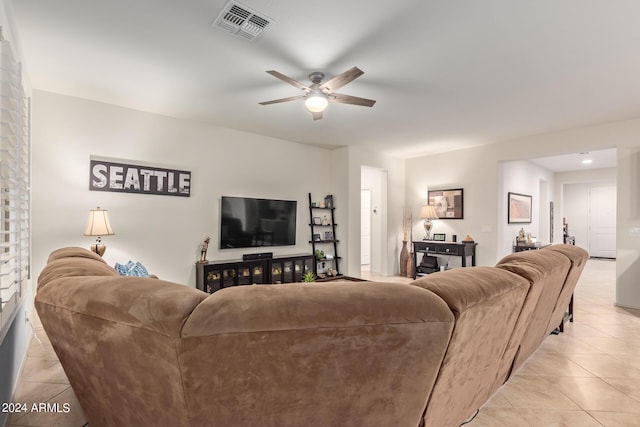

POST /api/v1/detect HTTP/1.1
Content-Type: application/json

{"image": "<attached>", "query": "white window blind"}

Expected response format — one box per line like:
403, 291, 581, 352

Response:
0, 29, 30, 342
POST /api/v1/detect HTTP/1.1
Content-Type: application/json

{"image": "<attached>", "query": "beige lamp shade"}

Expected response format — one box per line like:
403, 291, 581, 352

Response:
84, 207, 114, 236
84, 207, 114, 256
419, 205, 439, 220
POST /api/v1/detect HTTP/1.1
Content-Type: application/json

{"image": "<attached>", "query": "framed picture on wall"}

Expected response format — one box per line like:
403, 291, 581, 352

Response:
508, 192, 532, 223
427, 188, 464, 219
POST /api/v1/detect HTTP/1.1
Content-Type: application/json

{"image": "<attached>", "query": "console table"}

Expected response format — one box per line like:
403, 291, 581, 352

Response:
513, 243, 551, 252
196, 254, 314, 293
412, 241, 477, 279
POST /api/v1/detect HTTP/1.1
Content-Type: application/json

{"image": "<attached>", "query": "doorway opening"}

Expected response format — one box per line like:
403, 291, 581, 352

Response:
361, 166, 387, 278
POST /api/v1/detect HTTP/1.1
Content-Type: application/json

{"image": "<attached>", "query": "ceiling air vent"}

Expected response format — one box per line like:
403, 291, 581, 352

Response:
213, 1, 273, 41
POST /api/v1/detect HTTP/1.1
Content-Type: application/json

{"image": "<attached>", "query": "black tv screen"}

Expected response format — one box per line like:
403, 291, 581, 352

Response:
220, 196, 297, 249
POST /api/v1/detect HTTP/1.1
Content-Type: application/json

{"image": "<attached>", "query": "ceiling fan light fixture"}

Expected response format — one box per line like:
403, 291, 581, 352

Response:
304, 93, 329, 113
260, 66, 374, 119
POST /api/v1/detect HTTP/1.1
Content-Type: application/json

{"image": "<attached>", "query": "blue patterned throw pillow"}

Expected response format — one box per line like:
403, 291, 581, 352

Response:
130, 261, 150, 277
114, 262, 128, 276
114, 260, 150, 277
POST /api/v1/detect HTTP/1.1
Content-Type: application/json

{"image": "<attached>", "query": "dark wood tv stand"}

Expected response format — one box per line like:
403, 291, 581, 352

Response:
196, 254, 314, 293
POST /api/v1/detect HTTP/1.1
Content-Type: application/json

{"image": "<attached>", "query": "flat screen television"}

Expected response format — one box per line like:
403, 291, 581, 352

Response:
220, 196, 297, 249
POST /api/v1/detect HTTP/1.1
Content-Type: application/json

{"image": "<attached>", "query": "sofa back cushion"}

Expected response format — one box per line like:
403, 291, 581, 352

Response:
544, 244, 589, 334
496, 248, 571, 375
37, 257, 118, 290
46, 246, 108, 263
410, 267, 530, 427
179, 281, 455, 427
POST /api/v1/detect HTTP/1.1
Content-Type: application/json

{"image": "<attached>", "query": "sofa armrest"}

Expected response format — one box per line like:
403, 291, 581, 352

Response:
36, 276, 207, 338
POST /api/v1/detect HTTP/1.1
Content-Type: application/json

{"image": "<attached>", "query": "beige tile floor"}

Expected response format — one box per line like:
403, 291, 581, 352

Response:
10, 259, 637, 426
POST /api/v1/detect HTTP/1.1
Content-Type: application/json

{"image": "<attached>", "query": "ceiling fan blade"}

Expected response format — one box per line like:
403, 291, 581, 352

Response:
265, 70, 310, 91
320, 67, 364, 92
259, 95, 306, 105
312, 111, 323, 120
330, 93, 376, 107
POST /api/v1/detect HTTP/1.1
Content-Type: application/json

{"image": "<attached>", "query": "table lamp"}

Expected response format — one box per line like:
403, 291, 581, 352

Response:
419, 205, 439, 240
84, 207, 114, 256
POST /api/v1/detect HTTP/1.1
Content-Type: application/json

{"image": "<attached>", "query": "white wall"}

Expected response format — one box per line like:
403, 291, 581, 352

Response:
497, 160, 554, 259
406, 118, 640, 309
406, 145, 501, 267
344, 146, 405, 277
31, 90, 338, 287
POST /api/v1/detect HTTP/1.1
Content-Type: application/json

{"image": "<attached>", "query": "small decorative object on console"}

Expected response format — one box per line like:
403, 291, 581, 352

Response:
198, 236, 210, 263
324, 194, 334, 208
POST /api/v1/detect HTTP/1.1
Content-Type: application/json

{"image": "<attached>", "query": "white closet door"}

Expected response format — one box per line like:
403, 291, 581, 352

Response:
589, 185, 616, 258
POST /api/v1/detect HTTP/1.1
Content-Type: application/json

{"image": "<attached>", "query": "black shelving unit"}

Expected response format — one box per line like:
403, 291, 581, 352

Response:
308, 192, 341, 278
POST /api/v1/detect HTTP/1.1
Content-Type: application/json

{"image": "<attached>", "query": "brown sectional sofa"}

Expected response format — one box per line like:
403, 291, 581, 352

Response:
35, 244, 588, 427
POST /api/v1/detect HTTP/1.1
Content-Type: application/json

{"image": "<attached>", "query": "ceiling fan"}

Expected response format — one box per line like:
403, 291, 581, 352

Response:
259, 66, 376, 120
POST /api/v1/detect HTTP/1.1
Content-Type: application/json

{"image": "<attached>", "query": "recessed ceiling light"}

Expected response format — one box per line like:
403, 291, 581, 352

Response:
578, 152, 593, 165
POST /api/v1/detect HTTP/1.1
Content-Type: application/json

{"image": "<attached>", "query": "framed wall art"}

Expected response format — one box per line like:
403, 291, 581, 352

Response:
427, 188, 464, 219
508, 192, 532, 223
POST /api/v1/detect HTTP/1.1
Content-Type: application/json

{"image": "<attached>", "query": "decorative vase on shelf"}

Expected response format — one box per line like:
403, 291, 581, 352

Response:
400, 241, 409, 276
406, 252, 414, 278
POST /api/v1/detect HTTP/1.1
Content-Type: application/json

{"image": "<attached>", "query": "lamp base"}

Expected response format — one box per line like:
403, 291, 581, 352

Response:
423, 220, 433, 240
90, 243, 106, 257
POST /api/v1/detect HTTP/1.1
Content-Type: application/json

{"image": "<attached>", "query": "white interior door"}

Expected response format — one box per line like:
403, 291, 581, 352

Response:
589, 185, 616, 258
361, 189, 371, 265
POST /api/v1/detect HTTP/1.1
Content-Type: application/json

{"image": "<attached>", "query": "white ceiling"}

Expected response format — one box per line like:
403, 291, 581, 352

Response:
8, 0, 640, 159
529, 148, 617, 172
